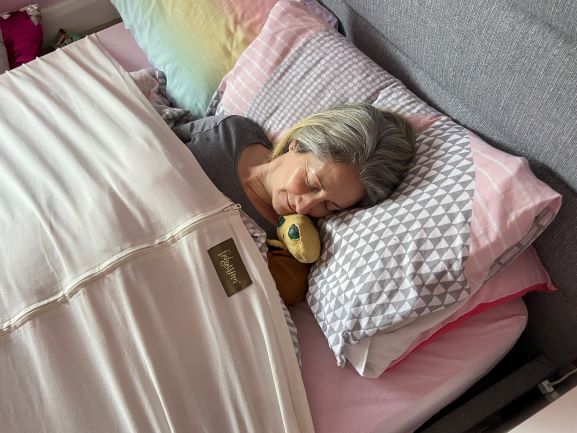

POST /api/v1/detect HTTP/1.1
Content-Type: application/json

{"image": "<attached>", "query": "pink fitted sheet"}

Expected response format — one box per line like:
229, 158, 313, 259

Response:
94, 23, 528, 433
291, 298, 527, 433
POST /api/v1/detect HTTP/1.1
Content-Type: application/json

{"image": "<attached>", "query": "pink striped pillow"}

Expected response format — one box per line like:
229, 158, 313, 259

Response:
465, 132, 560, 286
213, 0, 561, 371
217, 0, 331, 121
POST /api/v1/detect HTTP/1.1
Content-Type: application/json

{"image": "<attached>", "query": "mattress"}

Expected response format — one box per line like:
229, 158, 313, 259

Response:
293, 298, 528, 433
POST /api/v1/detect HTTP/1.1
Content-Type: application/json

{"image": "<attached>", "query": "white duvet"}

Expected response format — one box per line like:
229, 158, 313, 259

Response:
0, 36, 313, 433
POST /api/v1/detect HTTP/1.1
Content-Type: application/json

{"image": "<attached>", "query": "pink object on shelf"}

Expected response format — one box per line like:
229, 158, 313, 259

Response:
1, 1, 58, 11
0, 6, 43, 69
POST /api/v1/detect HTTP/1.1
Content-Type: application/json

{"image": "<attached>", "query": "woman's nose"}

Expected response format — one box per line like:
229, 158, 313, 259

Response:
294, 194, 318, 215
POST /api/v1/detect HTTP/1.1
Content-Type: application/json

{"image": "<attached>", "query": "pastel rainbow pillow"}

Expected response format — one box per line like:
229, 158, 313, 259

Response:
110, 0, 277, 116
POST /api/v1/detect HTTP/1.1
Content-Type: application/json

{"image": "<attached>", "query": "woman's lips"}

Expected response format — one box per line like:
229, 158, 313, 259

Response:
286, 194, 295, 213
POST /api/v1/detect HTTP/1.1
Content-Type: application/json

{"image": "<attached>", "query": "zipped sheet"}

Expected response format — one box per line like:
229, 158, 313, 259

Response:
0, 36, 313, 433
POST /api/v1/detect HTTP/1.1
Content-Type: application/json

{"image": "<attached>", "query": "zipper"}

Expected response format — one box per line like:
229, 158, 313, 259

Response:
0, 203, 242, 336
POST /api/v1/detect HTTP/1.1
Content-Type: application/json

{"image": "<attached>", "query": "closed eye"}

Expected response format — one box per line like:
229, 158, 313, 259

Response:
304, 166, 321, 192
324, 201, 342, 212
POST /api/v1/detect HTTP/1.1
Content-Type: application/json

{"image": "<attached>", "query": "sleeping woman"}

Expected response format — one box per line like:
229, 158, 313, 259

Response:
172, 103, 417, 239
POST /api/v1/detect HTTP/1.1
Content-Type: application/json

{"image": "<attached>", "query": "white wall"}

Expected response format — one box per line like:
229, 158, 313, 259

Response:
41, 0, 120, 46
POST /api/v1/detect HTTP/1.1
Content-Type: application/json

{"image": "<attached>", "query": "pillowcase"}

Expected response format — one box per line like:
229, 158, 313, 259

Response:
110, 0, 281, 117
213, 0, 561, 370
344, 246, 554, 377
0, 3, 43, 69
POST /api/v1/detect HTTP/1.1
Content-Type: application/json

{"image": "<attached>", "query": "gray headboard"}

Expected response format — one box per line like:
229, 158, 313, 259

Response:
319, 0, 577, 431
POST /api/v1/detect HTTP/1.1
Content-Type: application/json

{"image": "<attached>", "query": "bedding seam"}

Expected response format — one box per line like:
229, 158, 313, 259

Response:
0, 204, 241, 337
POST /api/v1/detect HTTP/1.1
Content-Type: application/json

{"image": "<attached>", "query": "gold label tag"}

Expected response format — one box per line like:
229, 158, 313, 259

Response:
208, 238, 253, 297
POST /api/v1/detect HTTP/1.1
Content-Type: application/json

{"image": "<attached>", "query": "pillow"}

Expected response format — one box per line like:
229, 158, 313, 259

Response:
211, 0, 436, 134
109, 0, 279, 116
0, 3, 42, 69
213, 0, 561, 370
309, 117, 560, 368
111, 0, 337, 118
344, 246, 554, 377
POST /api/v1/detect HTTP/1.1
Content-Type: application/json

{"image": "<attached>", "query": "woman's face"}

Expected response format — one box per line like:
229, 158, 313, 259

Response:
268, 142, 365, 218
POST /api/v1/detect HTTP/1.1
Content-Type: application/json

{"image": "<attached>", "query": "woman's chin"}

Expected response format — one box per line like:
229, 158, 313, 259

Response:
272, 200, 288, 216
271, 203, 284, 217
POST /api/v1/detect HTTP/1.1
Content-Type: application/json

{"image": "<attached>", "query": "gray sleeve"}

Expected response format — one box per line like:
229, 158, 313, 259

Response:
175, 115, 277, 237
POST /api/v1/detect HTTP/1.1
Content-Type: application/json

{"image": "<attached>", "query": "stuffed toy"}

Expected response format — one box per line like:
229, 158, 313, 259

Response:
266, 214, 321, 304
267, 214, 321, 263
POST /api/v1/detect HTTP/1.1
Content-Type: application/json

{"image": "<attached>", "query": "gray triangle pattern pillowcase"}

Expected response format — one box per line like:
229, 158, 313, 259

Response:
308, 119, 475, 365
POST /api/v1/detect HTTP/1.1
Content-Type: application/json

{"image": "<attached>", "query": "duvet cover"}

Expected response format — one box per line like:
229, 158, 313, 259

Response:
0, 36, 313, 433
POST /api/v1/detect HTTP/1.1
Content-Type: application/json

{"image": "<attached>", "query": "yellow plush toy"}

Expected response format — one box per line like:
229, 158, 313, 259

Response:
267, 214, 321, 263
266, 214, 321, 304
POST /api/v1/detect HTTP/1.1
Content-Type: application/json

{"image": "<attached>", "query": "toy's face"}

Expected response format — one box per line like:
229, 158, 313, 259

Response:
277, 216, 302, 243
276, 214, 321, 263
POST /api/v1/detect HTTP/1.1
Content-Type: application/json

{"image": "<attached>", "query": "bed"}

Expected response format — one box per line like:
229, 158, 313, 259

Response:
1, 1, 576, 432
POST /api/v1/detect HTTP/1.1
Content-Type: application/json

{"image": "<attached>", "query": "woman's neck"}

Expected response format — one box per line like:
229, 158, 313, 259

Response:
237, 144, 278, 226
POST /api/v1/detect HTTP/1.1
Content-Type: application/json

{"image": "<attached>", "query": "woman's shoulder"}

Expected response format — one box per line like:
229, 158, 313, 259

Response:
220, 115, 267, 135
190, 114, 262, 132
178, 114, 272, 155
219, 115, 272, 150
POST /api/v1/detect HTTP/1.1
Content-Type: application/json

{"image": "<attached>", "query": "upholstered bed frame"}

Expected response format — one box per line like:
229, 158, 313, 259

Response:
319, 0, 577, 431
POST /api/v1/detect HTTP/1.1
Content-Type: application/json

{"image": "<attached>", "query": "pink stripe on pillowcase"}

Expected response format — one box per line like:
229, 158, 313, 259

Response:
465, 132, 562, 288
220, 0, 330, 116
390, 284, 548, 369
388, 246, 555, 371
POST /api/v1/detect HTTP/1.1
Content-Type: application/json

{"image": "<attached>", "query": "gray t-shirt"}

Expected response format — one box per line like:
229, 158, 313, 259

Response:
173, 115, 276, 237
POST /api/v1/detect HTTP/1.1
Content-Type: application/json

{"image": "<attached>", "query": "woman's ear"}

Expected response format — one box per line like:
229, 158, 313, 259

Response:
288, 140, 299, 151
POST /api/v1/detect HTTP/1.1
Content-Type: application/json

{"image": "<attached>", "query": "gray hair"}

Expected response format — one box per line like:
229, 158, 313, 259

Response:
271, 103, 416, 207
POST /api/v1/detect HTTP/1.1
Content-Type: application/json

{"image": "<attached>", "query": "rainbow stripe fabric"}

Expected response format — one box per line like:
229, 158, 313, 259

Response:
111, 0, 277, 116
